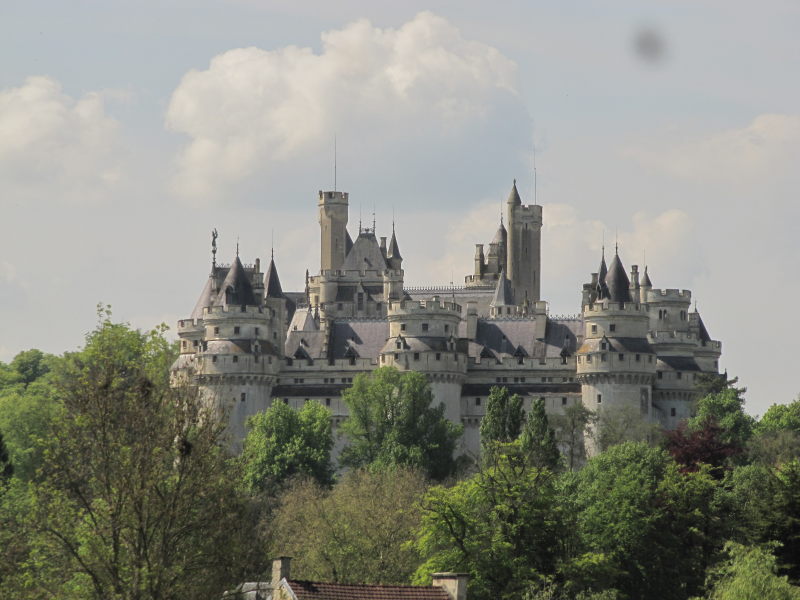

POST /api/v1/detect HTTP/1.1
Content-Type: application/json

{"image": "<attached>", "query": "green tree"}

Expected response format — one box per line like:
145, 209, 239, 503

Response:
10, 349, 53, 385
703, 542, 800, 600
550, 403, 594, 471
0, 431, 11, 482
593, 405, 658, 452
240, 399, 333, 493
520, 397, 561, 470
480, 386, 525, 453
413, 455, 563, 600
2, 314, 263, 600
758, 397, 800, 433
340, 367, 462, 480
689, 389, 755, 451
565, 442, 725, 600
694, 372, 747, 399
272, 467, 429, 585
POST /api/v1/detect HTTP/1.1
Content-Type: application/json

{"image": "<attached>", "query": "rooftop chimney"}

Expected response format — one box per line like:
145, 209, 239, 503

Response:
432, 573, 469, 600
271, 557, 292, 589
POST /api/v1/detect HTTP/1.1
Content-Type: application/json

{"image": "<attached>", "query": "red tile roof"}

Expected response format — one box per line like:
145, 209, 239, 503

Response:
285, 580, 450, 600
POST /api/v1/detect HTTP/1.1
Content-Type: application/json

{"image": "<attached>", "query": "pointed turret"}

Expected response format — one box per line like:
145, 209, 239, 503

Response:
388, 224, 402, 270
264, 256, 284, 299
490, 270, 515, 314
507, 179, 522, 206
605, 250, 632, 303
642, 266, 652, 288
215, 255, 257, 307
492, 221, 507, 246
191, 275, 216, 320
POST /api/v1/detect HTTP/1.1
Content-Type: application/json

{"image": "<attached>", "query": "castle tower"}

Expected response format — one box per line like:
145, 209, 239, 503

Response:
172, 253, 281, 452
380, 297, 467, 425
576, 250, 656, 455
506, 180, 543, 304
319, 190, 349, 272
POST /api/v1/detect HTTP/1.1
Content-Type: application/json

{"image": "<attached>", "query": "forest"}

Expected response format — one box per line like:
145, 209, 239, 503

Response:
1, 311, 799, 600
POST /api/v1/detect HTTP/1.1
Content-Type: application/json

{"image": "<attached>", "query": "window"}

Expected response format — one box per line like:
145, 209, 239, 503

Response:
496, 377, 501, 383
618, 353, 624, 361
234, 326, 240, 334
400, 323, 406, 331
326, 398, 331, 406
601, 342, 607, 350
670, 407, 676, 417
657, 371, 663, 379
591, 324, 597, 334
677, 372, 682, 379
414, 352, 420, 360
396, 341, 402, 349
649, 355, 653, 363
337, 303, 343, 310
444, 325, 449, 333
357, 292, 364, 311
212, 355, 217, 363
181, 341, 186, 349
597, 394, 602, 403
255, 327, 260, 336
283, 398, 289, 404
232, 355, 238, 363
562, 397, 567, 406
587, 355, 592, 363
601, 354, 607, 362
475, 397, 481, 406
635, 353, 641, 362
609, 324, 616, 332
193, 339, 198, 346
502, 377, 508, 383
422, 323, 429, 332
513, 377, 519, 383
521, 377, 526, 382
240, 392, 246, 402
435, 353, 441, 361
214, 326, 220, 335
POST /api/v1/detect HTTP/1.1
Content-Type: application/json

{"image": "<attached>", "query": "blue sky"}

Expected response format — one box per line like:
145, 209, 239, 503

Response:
1, 0, 798, 414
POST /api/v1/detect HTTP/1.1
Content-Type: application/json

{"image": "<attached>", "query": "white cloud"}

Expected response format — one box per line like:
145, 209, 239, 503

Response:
166, 12, 524, 200
0, 76, 124, 203
625, 113, 800, 187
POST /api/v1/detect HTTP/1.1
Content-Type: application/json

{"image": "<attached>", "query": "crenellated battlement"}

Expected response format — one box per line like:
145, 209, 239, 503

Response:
388, 297, 462, 315
201, 305, 272, 320
583, 301, 647, 316
647, 289, 692, 302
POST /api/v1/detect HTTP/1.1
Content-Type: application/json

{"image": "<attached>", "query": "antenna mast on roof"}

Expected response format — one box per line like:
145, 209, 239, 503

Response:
211, 228, 218, 269
533, 138, 538, 205
334, 135, 337, 193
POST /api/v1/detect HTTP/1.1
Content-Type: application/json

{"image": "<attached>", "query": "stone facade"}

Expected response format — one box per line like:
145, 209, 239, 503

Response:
171, 182, 721, 457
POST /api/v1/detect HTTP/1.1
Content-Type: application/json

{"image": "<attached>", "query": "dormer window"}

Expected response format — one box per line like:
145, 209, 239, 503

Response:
422, 323, 429, 332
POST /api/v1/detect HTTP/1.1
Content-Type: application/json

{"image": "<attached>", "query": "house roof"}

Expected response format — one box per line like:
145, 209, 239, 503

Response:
329, 320, 389, 359
215, 255, 258, 307
342, 231, 387, 271
283, 580, 450, 600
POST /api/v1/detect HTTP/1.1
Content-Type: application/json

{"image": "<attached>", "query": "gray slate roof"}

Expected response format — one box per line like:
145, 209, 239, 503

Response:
490, 271, 514, 307
342, 232, 387, 271
604, 253, 632, 303
264, 257, 283, 298
330, 320, 389, 359
215, 256, 258, 306
658, 356, 702, 371
507, 180, 522, 205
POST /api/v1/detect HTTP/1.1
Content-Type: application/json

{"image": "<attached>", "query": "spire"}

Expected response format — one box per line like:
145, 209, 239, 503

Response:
388, 222, 402, 261
507, 179, 522, 205
211, 228, 218, 269
642, 265, 652, 287
598, 246, 608, 283
215, 255, 257, 307
490, 270, 514, 307
605, 251, 632, 303
492, 220, 507, 245
264, 256, 284, 299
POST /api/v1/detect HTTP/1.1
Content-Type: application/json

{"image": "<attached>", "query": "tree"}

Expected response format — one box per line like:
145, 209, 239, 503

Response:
758, 397, 800, 433
593, 405, 658, 452
550, 404, 594, 471
565, 442, 725, 600
664, 416, 740, 478
689, 389, 755, 452
0, 431, 11, 482
240, 399, 333, 493
272, 467, 429, 585
340, 367, 462, 480
520, 397, 561, 471
10, 349, 53, 385
480, 386, 525, 452
750, 397, 800, 466
703, 542, 800, 600
413, 455, 564, 600
2, 314, 264, 600
695, 372, 746, 399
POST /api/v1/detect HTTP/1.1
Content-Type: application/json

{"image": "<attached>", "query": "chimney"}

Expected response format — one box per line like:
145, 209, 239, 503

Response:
432, 573, 469, 600
271, 557, 292, 589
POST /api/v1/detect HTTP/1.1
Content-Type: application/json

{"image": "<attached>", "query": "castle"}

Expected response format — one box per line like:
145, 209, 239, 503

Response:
171, 182, 721, 457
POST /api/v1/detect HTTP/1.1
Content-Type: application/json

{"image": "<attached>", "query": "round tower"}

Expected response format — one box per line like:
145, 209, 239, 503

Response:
576, 252, 656, 455
380, 297, 467, 423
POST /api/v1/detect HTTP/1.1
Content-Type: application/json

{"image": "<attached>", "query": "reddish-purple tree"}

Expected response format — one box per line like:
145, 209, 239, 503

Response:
664, 416, 740, 477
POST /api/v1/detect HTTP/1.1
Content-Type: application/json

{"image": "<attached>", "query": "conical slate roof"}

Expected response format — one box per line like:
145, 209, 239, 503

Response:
345, 230, 354, 255
507, 180, 522, 205
492, 221, 507, 245
342, 231, 387, 271
215, 255, 257, 307
388, 226, 402, 260
605, 252, 632, 303
598, 251, 608, 284
642, 266, 652, 287
695, 313, 711, 343
191, 276, 215, 320
264, 257, 283, 298
490, 270, 514, 307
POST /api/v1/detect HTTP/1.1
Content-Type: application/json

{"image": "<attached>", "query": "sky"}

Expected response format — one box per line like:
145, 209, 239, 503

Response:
1, 0, 798, 415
